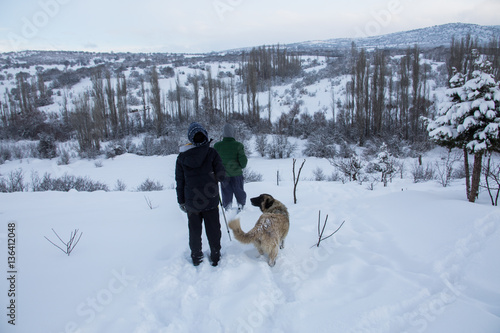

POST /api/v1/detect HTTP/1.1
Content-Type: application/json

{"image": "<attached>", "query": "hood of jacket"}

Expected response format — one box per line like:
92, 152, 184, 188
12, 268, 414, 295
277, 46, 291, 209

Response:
179, 143, 210, 169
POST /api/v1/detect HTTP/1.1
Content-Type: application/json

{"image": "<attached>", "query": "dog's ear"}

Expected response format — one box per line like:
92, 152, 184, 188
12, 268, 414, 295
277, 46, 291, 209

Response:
264, 196, 275, 209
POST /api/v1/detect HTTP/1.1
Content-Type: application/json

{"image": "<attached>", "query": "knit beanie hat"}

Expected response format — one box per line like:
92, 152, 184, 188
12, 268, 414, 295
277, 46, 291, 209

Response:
188, 122, 208, 146
223, 123, 235, 138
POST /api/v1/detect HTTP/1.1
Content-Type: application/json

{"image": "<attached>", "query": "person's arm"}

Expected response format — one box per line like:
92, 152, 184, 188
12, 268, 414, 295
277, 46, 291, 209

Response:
175, 156, 185, 205
212, 149, 227, 183
238, 142, 248, 169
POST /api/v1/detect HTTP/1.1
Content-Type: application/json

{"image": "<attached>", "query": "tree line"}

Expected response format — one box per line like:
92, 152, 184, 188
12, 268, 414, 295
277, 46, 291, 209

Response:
1, 39, 499, 158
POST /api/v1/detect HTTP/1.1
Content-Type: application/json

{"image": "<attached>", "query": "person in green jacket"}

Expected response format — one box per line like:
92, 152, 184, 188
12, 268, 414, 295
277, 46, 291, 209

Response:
214, 123, 248, 212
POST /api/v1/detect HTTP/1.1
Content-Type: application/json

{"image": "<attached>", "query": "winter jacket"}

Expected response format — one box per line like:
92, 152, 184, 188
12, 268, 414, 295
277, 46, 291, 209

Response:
214, 138, 248, 177
175, 143, 226, 212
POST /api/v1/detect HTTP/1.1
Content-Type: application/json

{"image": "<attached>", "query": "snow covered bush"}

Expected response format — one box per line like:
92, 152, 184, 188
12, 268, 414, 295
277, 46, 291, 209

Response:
370, 142, 397, 186
243, 168, 263, 183
2, 169, 26, 192
138, 135, 179, 156
114, 179, 127, 191
106, 143, 127, 159
266, 135, 296, 159
30, 172, 109, 192
136, 178, 164, 192
255, 134, 267, 157
37, 134, 58, 159
411, 160, 435, 183
330, 155, 364, 182
57, 149, 71, 165
434, 150, 462, 187
303, 131, 336, 158
313, 167, 326, 181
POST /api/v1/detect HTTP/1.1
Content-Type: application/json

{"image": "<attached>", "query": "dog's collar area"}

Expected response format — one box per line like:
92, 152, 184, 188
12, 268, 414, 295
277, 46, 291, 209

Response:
271, 209, 288, 216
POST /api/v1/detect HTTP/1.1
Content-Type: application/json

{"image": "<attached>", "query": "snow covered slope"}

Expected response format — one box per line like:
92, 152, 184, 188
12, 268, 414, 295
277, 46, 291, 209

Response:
0, 151, 499, 333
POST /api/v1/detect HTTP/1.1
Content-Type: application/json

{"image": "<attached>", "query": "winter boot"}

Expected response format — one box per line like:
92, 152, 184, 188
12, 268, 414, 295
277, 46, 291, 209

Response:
237, 204, 244, 213
191, 252, 204, 266
210, 250, 220, 267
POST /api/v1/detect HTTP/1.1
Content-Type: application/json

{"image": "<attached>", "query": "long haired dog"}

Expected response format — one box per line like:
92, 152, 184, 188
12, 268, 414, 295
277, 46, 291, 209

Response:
228, 194, 289, 267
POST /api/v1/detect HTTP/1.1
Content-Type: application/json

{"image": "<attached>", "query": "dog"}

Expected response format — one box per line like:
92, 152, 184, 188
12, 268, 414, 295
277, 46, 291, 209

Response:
228, 194, 289, 267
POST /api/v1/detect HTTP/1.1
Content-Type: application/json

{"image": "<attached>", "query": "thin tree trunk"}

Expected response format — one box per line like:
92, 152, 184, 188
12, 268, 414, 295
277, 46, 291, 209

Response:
464, 147, 471, 200
469, 152, 483, 203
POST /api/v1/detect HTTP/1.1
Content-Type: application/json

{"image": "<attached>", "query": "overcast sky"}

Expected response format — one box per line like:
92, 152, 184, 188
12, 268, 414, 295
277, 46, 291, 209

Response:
0, 0, 499, 53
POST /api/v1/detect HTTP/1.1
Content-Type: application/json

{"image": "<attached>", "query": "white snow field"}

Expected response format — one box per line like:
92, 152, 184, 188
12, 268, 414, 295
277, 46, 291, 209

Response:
0, 150, 499, 333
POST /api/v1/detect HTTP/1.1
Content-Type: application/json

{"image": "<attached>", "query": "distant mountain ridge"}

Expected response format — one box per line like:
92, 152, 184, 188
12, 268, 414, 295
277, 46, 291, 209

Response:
269, 23, 500, 52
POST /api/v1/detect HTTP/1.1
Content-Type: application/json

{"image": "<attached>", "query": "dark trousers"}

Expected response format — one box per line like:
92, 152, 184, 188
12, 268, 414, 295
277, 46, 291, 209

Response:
221, 175, 246, 209
187, 208, 221, 256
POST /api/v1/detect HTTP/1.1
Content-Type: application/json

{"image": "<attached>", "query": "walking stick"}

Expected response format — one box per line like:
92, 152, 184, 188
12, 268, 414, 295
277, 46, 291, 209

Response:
219, 196, 232, 241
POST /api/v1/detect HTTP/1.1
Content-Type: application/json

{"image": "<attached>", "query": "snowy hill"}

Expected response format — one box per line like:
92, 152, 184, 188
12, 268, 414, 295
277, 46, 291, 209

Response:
283, 23, 500, 52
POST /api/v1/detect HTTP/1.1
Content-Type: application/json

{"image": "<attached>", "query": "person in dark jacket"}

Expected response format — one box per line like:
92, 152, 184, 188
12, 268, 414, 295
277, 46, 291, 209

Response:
175, 122, 226, 266
214, 123, 248, 212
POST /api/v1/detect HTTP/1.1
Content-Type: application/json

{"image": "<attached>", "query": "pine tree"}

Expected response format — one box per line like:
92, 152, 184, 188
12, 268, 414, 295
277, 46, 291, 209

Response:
427, 50, 500, 202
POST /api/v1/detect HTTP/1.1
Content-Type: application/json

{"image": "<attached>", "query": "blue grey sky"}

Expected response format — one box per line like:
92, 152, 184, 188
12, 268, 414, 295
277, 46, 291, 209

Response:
0, 0, 498, 53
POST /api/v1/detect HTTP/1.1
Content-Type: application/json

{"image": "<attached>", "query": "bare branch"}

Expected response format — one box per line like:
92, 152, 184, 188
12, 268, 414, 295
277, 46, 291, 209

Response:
293, 158, 306, 204
44, 236, 67, 254
312, 210, 346, 248
320, 220, 345, 242
45, 228, 83, 256
144, 195, 157, 209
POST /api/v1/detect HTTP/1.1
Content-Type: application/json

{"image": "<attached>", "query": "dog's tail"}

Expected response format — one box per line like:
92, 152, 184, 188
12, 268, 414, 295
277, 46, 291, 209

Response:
228, 218, 254, 244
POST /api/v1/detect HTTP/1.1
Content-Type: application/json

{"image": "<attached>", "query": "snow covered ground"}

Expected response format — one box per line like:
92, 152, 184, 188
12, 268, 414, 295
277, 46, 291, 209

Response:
0, 148, 499, 333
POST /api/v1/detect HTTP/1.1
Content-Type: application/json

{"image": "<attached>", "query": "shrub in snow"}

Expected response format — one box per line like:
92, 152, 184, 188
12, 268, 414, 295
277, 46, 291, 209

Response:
338, 141, 354, 158
330, 155, 364, 182
136, 178, 164, 192
57, 149, 71, 165
435, 150, 462, 187
31, 172, 109, 192
255, 134, 267, 157
106, 144, 127, 159
327, 171, 341, 182
37, 134, 57, 159
303, 132, 336, 158
243, 168, 263, 183
0, 144, 13, 163
138, 135, 179, 156
371, 143, 397, 187
266, 135, 296, 159
313, 167, 326, 181
0, 169, 26, 192
114, 179, 127, 191
411, 160, 435, 183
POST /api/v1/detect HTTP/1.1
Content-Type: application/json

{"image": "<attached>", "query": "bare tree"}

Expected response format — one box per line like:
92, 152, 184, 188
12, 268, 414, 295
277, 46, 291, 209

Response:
149, 66, 163, 136
483, 153, 500, 206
